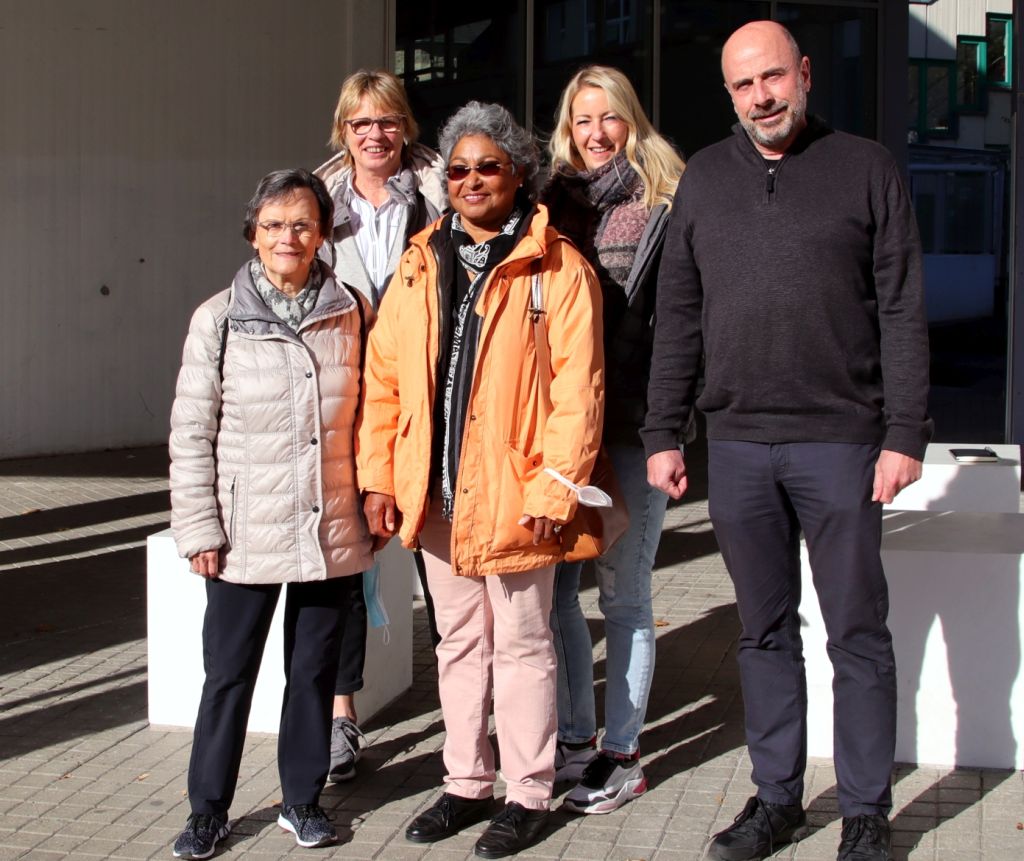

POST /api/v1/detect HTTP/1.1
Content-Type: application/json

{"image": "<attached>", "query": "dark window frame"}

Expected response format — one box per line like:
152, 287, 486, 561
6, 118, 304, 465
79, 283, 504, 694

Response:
956, 35, 987, 114
909, 57, 958, 142
986, 13, 1013, 90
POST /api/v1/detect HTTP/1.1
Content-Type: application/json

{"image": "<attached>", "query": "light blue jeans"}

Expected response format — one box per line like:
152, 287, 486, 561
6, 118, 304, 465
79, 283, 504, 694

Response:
551, 443, 669, 756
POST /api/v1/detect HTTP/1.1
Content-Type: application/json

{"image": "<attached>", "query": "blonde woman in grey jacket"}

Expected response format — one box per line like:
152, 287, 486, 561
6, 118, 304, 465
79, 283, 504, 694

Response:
314, 69, 447, 784
168, 169, 372, 859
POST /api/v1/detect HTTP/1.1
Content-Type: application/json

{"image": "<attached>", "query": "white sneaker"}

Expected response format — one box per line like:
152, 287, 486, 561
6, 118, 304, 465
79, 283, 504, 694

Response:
562, 751, 646, 814
554, 738, 597, 783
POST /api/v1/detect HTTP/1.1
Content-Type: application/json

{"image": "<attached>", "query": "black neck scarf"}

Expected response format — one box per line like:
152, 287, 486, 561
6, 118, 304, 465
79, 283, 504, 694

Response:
438, 195, 533, 520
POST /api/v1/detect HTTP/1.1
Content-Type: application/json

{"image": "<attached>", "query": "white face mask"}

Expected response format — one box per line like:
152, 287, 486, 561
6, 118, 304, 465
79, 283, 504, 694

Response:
544, 467, 613, 508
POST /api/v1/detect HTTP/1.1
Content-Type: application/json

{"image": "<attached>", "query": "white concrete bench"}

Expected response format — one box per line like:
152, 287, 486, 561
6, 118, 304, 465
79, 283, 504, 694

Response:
147, 530, 414, 733
802, 509, 1024, 769
885, 441, 1020, 513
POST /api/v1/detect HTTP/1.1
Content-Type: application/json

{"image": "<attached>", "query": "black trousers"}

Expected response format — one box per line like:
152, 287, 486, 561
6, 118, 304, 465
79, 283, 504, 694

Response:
333, 573, 367, 695
707, 441, 896, 817
333, 552, 441, 698
187, 575, 357, 816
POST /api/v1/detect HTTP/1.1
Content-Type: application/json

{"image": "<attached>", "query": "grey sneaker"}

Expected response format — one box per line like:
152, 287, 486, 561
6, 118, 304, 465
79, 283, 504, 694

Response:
328, 716, 365, 782
563, 751, 646, 814
277, 803, 337, 848
172, 812, 230, 859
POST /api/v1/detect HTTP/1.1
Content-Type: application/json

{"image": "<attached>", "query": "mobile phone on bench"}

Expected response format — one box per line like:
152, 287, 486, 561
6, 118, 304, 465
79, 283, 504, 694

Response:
949, 447, 999, 463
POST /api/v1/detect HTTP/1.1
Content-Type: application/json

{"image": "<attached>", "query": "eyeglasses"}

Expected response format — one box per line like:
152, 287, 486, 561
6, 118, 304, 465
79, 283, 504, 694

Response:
344, 115, 404, 135
256, 220, 318, 239
446, 161, 514, 181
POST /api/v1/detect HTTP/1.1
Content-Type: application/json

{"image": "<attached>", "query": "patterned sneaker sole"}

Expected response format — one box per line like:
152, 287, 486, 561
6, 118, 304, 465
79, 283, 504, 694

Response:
277, 814, 338, 848
563, 775, 647, 815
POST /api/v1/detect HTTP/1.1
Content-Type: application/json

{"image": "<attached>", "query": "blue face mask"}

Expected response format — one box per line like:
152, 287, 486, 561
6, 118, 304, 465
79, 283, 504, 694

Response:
362, 561, 389, 630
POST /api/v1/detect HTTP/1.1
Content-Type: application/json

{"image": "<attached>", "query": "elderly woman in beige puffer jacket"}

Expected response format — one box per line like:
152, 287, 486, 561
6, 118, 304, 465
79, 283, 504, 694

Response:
167, 169, 373, 860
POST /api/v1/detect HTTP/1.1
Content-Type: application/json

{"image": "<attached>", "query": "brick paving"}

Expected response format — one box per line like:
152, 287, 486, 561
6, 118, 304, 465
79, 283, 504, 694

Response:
0, 444, 1021, 860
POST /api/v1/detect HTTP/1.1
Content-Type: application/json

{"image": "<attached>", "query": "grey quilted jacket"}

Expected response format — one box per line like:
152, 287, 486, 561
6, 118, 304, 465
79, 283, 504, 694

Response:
169, 259, 374, 584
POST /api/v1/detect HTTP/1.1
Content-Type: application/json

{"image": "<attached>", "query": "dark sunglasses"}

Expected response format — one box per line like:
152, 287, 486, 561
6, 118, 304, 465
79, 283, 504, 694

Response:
446, 161, 514, 181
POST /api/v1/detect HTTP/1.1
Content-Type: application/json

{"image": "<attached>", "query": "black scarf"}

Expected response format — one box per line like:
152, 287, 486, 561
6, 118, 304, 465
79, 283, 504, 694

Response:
438, 197, 533, 520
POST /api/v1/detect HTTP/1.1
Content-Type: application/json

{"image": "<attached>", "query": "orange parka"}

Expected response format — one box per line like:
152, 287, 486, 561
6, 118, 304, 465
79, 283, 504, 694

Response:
356, 205, 604, 576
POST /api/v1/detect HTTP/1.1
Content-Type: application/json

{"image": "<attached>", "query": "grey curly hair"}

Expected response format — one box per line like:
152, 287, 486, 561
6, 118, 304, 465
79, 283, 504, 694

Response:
437, 101, 540, 200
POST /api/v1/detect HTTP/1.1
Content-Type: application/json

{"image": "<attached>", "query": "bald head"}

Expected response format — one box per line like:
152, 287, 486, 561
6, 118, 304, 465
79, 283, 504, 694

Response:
722, 21, 802, 80
721, 20, 810, 156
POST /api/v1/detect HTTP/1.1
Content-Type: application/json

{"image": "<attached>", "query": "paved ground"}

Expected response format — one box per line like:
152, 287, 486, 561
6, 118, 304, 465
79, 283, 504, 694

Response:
0, 443, 1021, 860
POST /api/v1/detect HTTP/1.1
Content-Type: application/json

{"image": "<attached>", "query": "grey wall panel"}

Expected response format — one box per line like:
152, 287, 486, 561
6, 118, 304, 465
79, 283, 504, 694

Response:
0, 0, 387, 457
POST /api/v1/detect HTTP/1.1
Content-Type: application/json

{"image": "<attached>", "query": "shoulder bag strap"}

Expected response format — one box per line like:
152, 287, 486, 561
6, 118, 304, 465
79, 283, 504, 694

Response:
530, 263, 553, 413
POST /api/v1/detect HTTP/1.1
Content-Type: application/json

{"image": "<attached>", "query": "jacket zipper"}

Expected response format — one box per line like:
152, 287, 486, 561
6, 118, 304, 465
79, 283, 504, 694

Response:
763, 154, 789, 204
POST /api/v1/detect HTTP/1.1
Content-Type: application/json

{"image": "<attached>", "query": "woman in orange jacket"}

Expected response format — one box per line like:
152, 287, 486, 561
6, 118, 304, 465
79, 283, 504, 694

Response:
356, 101, 603, 859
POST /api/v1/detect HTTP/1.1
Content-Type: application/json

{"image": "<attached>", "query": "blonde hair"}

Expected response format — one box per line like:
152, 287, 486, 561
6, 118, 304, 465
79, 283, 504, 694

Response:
328, 70, 420, 167
550, 65, 684, 210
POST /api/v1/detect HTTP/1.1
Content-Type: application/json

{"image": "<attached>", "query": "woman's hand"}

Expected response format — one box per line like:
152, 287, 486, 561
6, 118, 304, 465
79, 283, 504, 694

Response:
189, 550, 220, 579
364, 492, 400, 552
518, 515, 562, 545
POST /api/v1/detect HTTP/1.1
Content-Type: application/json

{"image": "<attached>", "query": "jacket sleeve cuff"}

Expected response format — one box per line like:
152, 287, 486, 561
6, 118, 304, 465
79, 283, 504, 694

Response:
881, 424, 932, 461
641, 429, 681, 460
174, 523, 226, 560
523, 476, 577, 523
357, 466, 395, 498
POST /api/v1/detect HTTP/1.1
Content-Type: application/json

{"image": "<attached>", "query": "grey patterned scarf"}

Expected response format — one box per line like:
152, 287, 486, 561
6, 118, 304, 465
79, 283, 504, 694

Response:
250, 258, 323, 331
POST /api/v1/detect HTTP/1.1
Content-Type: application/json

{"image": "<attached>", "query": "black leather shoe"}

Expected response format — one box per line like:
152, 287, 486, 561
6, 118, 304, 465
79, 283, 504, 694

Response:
405, 793, 494, 844
473, 801, 548, 859
838, 814, 891, 860
707, 796, 809, 860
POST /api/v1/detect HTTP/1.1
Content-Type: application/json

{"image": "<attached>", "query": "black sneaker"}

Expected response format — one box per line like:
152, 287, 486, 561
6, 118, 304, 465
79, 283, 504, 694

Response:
277, 803, 338, 848
172, 813, 230, 860
473, 801, 548, 859
707, 796, 809, 861
838, 814, 891, 860
328, 716, 365, 782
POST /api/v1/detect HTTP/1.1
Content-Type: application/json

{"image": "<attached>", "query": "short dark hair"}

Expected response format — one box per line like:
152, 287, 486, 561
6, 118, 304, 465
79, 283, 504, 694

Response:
242, 169, 334, 241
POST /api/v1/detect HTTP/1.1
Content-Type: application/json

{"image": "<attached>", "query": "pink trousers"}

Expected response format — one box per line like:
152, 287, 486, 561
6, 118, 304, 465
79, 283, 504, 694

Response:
418, 507, 557, 810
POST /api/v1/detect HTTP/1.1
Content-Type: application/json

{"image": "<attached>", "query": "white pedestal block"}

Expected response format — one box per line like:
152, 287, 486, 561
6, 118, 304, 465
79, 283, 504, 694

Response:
887, 442, 1020, 513
147, 530, 414, 733
802, 511, 1024, 769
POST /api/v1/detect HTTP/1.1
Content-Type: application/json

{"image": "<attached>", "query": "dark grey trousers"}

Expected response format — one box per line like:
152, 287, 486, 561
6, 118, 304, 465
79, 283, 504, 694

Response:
708, 440, 896, 817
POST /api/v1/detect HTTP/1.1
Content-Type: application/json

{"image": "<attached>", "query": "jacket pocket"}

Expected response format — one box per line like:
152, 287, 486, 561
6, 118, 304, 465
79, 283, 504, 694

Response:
490, 445, 552, 554
227, 476, 238, 546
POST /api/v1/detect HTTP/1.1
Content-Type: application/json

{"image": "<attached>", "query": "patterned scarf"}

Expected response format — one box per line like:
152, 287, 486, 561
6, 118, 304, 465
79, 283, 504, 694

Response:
438, 201, 531, 520
250, 257, 323, 331
557, 152, 647, 294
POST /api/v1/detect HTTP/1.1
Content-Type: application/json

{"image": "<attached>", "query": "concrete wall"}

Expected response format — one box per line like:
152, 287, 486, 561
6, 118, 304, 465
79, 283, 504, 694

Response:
0, 1, 388, 457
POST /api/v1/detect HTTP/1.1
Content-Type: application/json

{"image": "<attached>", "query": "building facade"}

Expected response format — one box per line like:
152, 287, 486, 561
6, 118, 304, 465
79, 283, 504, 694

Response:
1, 1, 1019, 456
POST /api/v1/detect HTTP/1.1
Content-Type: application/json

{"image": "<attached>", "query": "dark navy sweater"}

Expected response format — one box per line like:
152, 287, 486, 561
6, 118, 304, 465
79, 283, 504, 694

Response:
640, 118, 933, 460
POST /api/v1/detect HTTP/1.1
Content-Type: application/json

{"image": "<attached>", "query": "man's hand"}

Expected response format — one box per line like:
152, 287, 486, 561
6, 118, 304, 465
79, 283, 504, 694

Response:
364, 492, 400, 551
190, 549, 220, 578
647, 449, 688, 499
871, 449, 923, 504
517, 515, 560, 545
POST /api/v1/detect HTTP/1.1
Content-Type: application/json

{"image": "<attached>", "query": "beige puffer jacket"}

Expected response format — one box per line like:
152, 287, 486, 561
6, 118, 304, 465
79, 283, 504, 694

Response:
169, 259, 374, 584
